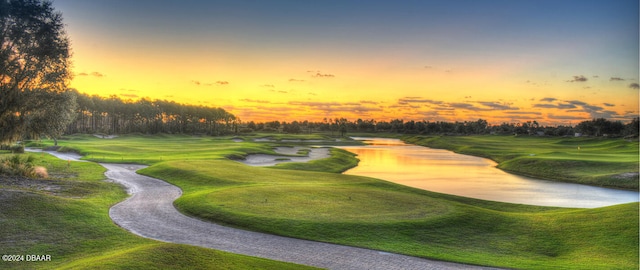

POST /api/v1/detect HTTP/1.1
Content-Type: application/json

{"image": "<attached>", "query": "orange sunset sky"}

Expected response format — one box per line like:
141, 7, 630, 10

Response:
53, 0, 639, 125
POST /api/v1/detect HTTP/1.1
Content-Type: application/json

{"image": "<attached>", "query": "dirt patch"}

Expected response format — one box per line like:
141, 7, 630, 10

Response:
0, 175, 62, 193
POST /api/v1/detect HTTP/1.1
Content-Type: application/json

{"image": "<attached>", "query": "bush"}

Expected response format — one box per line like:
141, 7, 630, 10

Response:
0, 154, 43, 178
11, 145, 24, 153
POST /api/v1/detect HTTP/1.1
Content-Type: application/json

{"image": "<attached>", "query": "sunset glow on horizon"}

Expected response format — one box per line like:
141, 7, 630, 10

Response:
54, 0, 639, 125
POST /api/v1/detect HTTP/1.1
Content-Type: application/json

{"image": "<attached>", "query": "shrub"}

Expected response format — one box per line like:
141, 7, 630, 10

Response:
34, 166, 48, 178
0, 154, 42, 178
11, 145, 24, 153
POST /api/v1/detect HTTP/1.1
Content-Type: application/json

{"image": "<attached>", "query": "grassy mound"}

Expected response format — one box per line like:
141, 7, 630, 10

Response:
404, 135, 639, 190
140, 160, 639, 269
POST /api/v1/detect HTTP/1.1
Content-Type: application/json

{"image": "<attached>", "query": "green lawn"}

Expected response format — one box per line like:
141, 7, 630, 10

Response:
140, 159, 638, 269
19, 134, 640, 269
404, 135, 639, 190
0, 152, 317, 270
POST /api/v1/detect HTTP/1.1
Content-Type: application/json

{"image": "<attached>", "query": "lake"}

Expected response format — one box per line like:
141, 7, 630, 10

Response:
339, 138, 639, 208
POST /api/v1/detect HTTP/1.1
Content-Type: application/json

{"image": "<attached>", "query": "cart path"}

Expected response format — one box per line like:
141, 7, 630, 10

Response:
37, 149, 499, 270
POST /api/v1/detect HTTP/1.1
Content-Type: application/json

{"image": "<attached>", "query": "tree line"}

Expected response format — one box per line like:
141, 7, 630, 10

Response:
68, 91, 237, 136
241, 117, 639, 138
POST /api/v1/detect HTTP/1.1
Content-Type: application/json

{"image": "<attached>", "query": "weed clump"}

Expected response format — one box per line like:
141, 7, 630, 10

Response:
0, 155, 47, 178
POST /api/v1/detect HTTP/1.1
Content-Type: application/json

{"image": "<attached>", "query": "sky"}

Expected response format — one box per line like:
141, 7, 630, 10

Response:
52, 0, 639, 124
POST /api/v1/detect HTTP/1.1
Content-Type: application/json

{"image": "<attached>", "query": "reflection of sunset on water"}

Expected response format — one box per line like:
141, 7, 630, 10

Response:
341, 138, 639, 208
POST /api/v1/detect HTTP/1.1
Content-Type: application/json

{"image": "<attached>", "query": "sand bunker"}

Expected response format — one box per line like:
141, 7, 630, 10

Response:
240, 147, 331, 166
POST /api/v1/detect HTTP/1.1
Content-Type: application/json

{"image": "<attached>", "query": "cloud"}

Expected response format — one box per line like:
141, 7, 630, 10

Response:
216, 81, 229, 85
285, 100, 383, 115
76, 71, 105, 77
360, 100, 379, 105
603, 103, 615, 107
449, 102, 488, 111
398, 97, 443, 105
533, 103, 577, 109
566, 75, 588, 82
240, 99, 272, 104
477, 101, 519, 110
261, 84, 275, 88
539, 97, 557, 102
289, 78, 306, 82
288, 101, 341, 107
309, 71, 335, 78
547, 114, 589, 120
629, 83, 640, 89
503, 111, 542, 115
609, 77, 625, 81
191, 80, 201, 86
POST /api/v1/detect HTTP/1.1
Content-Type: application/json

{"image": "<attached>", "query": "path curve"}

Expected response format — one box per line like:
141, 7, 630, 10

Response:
35, 149, 498, 270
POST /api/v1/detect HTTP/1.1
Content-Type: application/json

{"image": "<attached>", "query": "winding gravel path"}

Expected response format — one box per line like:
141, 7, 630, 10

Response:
37, 149, 499, 270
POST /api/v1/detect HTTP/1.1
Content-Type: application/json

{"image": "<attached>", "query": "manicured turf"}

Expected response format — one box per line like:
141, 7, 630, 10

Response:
0, 153, 317, 269
404, 135, 639, 190
23, 134, 640, 269
140, 159, 639, 269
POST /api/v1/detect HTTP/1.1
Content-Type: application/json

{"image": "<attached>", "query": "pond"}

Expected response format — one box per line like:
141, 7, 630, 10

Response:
339, 138, 639, 208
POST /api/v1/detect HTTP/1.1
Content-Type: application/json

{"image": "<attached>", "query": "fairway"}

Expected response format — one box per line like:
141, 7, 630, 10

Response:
20, 134, 640, 269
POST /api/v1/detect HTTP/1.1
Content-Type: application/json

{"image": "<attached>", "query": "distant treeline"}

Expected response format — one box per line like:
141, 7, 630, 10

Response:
66, 91, 237, 135
241, 117, 640, 137
59, 92, 638, 138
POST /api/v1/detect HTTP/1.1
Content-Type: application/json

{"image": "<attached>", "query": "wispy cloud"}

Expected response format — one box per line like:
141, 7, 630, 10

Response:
477, 101, 518, 110
308, 70, 335, 78
566, 75, 588, 82
77, 71, 105, 77
398, 97, 444, 105
192, 80, 229, 86
240, 99, 272, 104
289, 78, 306, 83
539, 97, 557, 102
609, 77, 625, 81
533, 103, 577, 109
629, 83, 639, 89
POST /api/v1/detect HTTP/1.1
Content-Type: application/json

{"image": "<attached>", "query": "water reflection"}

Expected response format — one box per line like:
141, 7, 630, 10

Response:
341, 138, 639, 208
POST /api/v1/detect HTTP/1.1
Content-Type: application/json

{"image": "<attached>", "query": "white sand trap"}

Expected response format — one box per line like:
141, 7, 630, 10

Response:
94, 134, 118, 139
240, 147, 331, 166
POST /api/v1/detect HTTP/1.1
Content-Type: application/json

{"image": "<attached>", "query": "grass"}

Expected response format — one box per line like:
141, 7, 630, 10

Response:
140, 159, 639, 269
404, 135, 639, 190
26, 133, 361, 165
0, 153, 317, 269
21, 134, 640, 269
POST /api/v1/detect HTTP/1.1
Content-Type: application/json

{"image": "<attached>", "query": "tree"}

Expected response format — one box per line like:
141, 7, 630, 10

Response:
26, 89, 76, 145
0, 0, 72, 144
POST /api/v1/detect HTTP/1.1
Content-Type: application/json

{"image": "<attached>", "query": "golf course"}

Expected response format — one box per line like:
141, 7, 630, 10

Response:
1, 133, 636, 269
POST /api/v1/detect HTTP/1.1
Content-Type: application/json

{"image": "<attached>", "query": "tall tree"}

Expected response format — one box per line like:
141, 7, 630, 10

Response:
0, 0, 72, 143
